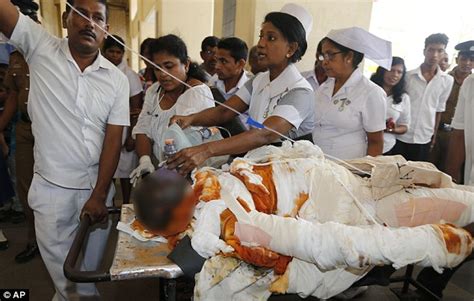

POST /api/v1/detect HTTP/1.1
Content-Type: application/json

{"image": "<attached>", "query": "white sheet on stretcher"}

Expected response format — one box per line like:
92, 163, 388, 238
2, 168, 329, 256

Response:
116, 220, 168, 243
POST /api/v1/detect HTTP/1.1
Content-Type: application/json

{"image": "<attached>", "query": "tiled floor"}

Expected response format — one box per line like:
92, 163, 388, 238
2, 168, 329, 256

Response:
1, 212, 473, 301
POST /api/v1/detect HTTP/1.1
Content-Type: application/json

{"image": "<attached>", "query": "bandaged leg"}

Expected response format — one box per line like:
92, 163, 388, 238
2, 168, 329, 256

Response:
238, 212, 472, 273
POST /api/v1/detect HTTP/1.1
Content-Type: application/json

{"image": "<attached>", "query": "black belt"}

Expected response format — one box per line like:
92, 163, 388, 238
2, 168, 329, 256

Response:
438, 123, 453, 132
19, 112, 31, 123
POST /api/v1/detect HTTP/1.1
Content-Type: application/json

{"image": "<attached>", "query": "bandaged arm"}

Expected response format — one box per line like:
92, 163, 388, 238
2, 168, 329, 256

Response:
239, 211, 472, 272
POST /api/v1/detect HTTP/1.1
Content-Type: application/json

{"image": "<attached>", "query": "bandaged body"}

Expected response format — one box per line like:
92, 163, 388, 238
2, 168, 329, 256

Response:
190, 141, 474, 300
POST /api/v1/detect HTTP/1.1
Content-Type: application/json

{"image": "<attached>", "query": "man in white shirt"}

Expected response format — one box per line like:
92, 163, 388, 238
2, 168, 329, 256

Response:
211, 37, 250, 135
396, 33, 453, 161
0, 0, 129, 300
300, 40, 327, 92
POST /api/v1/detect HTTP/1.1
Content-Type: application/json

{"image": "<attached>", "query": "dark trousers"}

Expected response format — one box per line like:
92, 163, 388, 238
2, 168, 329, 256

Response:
391, 140, 431, 162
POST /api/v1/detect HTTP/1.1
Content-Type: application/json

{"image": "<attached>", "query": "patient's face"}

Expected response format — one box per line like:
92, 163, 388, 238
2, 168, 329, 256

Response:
134, 168, 197, 237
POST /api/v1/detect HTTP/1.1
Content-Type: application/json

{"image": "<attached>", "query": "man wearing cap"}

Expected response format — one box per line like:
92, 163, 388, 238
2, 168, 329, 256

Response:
395, 33, 454, 162
0, 0, 129, 300
431, 40, 473, 174
0, 0, 40, 264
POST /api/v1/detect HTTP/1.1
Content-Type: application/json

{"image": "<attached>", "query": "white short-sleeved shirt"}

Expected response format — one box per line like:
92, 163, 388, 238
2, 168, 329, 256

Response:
236, 63, 314, 139
452, 74, 474, 185
398, 66, 453, 144
383, 93, 411, 153
312, 68, 387, 159
133, 82, 214, 160
8, 13, 130, 189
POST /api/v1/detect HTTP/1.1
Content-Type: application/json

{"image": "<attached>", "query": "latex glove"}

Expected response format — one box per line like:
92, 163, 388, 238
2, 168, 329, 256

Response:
129, 155, 155, 187
191, 230, 234, 258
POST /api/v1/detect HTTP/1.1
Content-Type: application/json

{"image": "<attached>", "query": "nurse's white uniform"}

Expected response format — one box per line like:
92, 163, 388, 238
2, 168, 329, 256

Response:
133, 82, 215, 161
452, 74, 474, 185
312, 68, 386, 159
383, 93, 410, 153
236, 63, 314, 139
114, 59, 143, 178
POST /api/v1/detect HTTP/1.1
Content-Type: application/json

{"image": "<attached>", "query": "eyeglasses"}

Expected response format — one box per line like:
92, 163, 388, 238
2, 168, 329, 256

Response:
318, 51, 343, 61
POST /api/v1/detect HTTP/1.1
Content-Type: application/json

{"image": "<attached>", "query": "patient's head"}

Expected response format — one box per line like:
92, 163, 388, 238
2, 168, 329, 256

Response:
134, 168, 197, 237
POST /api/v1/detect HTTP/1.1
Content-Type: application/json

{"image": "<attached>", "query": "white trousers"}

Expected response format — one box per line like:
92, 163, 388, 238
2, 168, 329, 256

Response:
28, 174, 113, 301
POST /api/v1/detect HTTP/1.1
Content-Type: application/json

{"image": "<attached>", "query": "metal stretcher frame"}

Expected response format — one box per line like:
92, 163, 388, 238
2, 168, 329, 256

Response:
63, 205, 183, 301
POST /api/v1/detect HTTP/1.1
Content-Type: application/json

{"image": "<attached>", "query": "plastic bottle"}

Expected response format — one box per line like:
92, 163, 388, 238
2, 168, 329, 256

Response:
163, 138, 178, 160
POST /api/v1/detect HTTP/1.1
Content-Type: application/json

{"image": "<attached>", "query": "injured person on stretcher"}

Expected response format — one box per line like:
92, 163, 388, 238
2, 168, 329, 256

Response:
132, 141, 474, 300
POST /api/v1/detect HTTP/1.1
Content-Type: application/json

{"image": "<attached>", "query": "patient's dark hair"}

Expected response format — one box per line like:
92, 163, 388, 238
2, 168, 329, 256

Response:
134, 170, 188, 231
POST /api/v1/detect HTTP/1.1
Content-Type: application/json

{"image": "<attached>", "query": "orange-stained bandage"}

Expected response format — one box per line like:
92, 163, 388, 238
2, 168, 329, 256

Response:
193, 170, 221, 202
220, 207, 291, 275
232, 164, 278, 214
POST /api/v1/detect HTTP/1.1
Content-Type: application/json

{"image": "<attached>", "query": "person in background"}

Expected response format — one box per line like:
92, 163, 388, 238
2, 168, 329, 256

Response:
0, 64, 14, 242
138, 37, 156, 92
447, 42, 474, 185
212, 37, 249, 134
312, 27, 389, 159
103, 35, 143, 203
396, 33, 453, 162
0, 0, 40, 263
248, 45, 267, 75
439, 52, 450, 72
130, 34, 215, 183
370, 56, 410, 155
301, 39, 328, 92
200, 36, 220, 83
430, 40, 473, 174
168, 3, 315, 176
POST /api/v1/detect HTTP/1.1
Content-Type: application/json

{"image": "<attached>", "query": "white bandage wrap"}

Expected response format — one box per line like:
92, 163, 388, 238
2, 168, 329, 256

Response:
247, 211, 471, 273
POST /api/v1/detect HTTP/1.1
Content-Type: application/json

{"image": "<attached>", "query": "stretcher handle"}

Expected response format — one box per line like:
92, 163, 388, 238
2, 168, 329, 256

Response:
64, 207, 121, 283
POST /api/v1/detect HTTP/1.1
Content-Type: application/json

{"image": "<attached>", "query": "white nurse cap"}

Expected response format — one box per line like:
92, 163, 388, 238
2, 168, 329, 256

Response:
326, 27, 392, 70
280, 3, 313, 39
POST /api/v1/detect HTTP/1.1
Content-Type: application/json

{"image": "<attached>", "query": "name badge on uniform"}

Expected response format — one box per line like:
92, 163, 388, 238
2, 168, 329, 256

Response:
333, 97, 351, 111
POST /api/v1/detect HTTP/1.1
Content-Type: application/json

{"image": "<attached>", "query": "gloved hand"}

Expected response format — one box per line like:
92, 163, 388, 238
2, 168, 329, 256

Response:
129, 155, 155, 187
191, 230, 234, 258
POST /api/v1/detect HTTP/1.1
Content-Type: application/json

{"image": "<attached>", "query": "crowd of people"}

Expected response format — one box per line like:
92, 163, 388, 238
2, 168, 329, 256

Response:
0, 0, 473, 300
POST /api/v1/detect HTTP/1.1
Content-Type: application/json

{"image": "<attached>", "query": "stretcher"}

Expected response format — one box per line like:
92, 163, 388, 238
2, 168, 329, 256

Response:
63, 205, 183, 301
63, 205, 441, 301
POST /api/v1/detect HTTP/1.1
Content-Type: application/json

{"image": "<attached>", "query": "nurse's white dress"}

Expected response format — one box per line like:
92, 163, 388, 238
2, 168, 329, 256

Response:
312, 68, 386, 159
236, 63, 314, 139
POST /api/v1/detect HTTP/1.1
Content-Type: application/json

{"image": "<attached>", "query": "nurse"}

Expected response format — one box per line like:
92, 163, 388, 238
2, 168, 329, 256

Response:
168, 3, 315, 175
130, 35, 215, 184
312, 27, 391, 159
